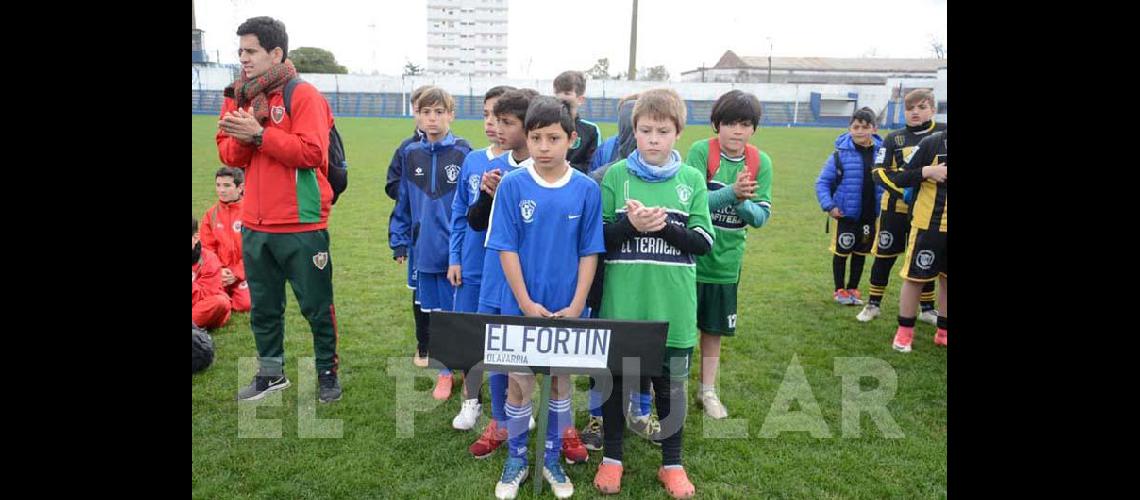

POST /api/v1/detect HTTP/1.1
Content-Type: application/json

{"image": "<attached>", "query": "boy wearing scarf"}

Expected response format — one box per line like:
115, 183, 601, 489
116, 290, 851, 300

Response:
593, 88, 713, 499
216, 16, 341, 403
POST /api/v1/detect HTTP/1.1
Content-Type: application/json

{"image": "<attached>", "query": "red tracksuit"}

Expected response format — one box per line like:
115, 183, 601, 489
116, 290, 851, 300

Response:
193, 248, 232, 329
200, 199, 251, 312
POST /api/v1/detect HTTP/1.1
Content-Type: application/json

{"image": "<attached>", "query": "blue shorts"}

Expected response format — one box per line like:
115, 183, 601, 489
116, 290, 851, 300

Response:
406, 249, 417, 290
454, 282, 481, 313
416, 272, 455, 312
477, 303, 501, 315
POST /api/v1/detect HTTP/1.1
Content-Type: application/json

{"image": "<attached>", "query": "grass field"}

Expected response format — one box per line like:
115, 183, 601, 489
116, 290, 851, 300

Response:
192, 115, 946, 499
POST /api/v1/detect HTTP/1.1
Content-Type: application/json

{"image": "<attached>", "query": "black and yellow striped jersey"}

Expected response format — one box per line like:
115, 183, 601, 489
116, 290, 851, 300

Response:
875, 131, 947, 232
872, 121, 946, 215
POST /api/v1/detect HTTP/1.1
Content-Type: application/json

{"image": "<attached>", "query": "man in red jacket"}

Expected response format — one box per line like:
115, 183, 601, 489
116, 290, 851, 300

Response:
193, 217, 232, 330
200, 167, 251, 312
217, 16, 341, 403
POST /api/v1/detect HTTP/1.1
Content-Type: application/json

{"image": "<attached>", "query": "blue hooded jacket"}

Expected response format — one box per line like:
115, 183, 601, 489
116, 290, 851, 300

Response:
815, 132, 884, 221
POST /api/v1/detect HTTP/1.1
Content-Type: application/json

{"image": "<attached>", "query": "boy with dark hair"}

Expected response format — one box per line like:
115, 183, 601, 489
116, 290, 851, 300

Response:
487, 96, 605, 499
860, 89, 944, 324
554, 70, 602, 174
688, 90, 773, 420
448, 84, 516, 430
815, 107, 883, 308
465, 88, 545, 459
200, 166, 251, 313
390, 87, 473, 399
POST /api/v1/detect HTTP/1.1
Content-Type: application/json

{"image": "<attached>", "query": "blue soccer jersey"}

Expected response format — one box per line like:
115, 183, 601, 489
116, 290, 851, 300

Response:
477, 152, 525, 309
449, 147, 500, 285
485, 162, 606, 314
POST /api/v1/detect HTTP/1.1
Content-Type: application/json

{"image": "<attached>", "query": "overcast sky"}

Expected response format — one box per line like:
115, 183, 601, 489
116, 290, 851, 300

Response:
195, 0, 946, 79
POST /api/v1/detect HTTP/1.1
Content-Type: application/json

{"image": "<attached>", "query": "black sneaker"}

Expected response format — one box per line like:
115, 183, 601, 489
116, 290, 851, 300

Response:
580, 415, 604, 451
236, 373, 290, 401
318, 370, 342, 403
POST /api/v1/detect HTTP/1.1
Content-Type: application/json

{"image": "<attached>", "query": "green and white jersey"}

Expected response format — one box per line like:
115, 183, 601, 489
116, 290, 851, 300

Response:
688, 138, 774, 284
599, 160, 714, 349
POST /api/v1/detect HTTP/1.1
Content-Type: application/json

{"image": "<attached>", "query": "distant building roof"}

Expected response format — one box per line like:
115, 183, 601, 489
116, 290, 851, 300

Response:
688, 50, 944, 74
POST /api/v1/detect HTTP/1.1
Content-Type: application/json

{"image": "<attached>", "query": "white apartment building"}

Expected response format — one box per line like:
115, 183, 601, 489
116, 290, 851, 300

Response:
427, 0, 509, 77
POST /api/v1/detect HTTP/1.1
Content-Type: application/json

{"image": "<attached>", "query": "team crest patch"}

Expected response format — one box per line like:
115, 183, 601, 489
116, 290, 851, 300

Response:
232, 220, 242, 232
879, 231, 893, 249
468, 174, 481, 197
313, 251, 329, 270
838, 233, 855, 249
519, 200, 536, 223
676, 184, 693, 204
414, 166, 424, 176
916, 250, 935, 270
445, 164, 460, 183
271, 106, 285, 124
895, 135, 906, 146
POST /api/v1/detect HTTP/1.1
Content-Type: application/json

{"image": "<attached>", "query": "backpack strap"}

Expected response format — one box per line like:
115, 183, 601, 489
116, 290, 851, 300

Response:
283, 77, 303, 117
743, 143, 761, 180
832, 150, 843, 186
707, 137, 722, 181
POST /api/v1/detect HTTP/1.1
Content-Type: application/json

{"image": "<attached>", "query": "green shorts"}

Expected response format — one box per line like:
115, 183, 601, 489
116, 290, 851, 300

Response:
662, 347, 694, 381
696, 282, 738, 336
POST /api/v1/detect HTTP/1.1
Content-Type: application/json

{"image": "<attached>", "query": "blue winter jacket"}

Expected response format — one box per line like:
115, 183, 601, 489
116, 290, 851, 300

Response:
390, 132, 473, 274
815, 132, 884, 221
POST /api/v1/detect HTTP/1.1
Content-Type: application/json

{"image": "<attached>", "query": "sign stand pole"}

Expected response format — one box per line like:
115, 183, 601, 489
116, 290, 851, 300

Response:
533, 374, 552, 494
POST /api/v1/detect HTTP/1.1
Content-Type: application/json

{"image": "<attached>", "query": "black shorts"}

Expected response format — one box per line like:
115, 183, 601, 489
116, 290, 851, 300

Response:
900, 228, 946, 282
872, 211, 911, 257
830, 218, 874, 256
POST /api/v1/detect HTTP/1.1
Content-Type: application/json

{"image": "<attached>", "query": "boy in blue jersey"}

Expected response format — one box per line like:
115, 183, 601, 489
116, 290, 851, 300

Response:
448, 85, 516, 430
487, 96, 606, 500
464, 88, 542, 459
387, 85, 433, 370
390, 87, 473, 401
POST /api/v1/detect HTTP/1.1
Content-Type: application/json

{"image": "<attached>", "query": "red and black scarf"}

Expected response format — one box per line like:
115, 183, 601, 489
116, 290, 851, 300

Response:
225, 59, 298, 124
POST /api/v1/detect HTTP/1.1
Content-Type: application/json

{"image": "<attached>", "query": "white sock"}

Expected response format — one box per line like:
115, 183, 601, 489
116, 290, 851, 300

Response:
602, 457, 622, 466
664, 464, 683, 470
700, 384, 716, 394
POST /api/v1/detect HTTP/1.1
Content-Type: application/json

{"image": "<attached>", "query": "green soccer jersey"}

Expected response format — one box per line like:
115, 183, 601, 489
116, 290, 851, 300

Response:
600, 160, 714, 349
688, 138, 773, 284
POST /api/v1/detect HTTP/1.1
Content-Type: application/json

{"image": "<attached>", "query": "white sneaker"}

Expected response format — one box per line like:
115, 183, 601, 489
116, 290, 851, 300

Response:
700, 390, 728, 419
919, 310, 939, 326
495, 457, 529, 500
452, 398, 482, 430
543, 462, 575, 499
856, 304, 881, 322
